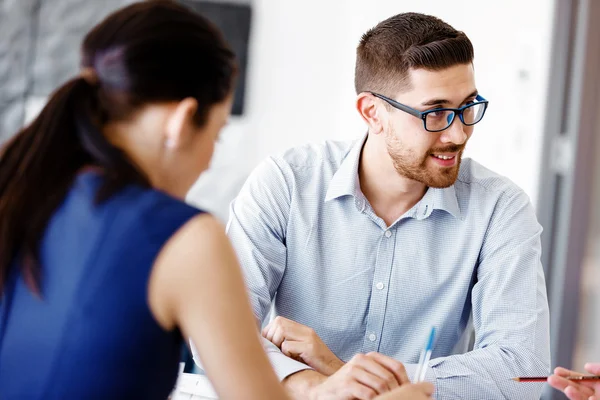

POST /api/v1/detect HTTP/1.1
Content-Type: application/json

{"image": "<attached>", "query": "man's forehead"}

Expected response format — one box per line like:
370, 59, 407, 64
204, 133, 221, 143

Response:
399, 64, 476, 101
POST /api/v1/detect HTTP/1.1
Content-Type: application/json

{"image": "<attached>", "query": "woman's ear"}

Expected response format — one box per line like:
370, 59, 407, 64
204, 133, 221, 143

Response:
164, 97, 199, 149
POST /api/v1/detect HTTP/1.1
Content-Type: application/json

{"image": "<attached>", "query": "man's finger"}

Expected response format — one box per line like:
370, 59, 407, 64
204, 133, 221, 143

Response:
269, 317, 311, 342
366, 352, 409, 385
276, 318, 314, 341
356, 356, 400, 391
270, 326, 286, 348
262, 317, 288, 337
564, 385, 589, 400
263, 318, 294, 345
549, 375, 595, 398
261, 322, 278, 343
350, 365, 393, 395
281, 339, 305, 360
553, 367, 598, 395
555, 367, 581, 377
344, 381, 378, 400
548, 375, 572, 391
584, 363, 600, 376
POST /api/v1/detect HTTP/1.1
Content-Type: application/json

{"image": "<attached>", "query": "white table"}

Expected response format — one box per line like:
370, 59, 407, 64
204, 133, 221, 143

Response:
172, 372, 218, 400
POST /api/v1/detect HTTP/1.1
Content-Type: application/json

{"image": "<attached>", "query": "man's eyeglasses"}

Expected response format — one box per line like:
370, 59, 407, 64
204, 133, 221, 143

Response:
370, 92, 489, 133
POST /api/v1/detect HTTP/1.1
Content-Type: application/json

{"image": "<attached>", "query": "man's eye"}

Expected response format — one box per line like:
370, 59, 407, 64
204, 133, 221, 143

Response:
428, 110, 446, 118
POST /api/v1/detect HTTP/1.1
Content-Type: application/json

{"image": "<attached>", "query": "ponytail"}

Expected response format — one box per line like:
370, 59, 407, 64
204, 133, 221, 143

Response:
0, 0, 237, 296
0, 76, 148, 295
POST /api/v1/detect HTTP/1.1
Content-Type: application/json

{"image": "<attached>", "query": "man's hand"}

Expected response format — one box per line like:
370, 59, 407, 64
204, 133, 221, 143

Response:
262, 316, 344, 375
308, 352, 410, 400
283, 370, 328, 400
375, 382, 434, 400
548, 363, 600, 400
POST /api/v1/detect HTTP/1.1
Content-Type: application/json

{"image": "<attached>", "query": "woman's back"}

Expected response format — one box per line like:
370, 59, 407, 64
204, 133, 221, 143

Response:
0, 171, 199, 399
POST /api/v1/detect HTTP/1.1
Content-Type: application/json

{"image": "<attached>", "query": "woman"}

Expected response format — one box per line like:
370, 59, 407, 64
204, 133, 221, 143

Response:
0, 1, 432, 399
548, 363, 600, 400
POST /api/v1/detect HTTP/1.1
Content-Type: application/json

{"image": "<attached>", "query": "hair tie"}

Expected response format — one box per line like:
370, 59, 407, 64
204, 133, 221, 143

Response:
80, 67, 99, 86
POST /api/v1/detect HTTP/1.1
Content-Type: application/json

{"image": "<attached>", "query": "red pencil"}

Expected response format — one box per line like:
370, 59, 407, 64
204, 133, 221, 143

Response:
512, 375, 600, 382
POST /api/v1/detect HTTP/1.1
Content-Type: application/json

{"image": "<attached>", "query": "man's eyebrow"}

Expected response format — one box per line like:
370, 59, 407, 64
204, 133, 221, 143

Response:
420, 90, 479, 107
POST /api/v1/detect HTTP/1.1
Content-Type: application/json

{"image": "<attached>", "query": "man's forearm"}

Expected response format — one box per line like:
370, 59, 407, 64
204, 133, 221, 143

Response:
424, 344, 548, 399
282, 369, 327, 400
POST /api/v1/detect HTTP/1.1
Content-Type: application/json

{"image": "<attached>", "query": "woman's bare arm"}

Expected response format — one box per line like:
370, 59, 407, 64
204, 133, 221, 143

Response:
148, 213, 288, 400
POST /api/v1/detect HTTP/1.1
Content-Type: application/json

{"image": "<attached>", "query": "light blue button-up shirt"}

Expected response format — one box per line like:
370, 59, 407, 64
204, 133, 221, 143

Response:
226, 136, 550, 399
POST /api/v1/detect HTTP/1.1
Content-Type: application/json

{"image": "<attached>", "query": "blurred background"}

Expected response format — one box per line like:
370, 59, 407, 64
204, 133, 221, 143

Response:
1, 1, 598, 399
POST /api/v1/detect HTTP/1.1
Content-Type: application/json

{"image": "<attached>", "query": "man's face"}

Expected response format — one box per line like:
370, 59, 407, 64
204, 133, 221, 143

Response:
383, 63, 478, 188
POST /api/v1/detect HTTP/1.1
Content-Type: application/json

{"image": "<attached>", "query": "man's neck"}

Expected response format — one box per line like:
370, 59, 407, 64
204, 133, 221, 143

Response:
358, 137, 428, 227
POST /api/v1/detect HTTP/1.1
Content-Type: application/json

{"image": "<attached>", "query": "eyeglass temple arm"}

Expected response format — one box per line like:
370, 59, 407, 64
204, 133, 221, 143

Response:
370, 92, 424, 118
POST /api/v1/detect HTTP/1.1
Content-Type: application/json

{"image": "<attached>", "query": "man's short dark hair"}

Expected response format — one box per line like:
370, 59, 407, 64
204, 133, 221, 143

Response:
355, 13, 474, 95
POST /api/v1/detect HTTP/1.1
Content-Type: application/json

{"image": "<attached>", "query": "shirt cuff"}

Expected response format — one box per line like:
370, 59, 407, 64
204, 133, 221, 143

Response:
191, 338, 311, 381
266, 349, 313, 381
261, 337, 312, 381
404, 362, 436, 384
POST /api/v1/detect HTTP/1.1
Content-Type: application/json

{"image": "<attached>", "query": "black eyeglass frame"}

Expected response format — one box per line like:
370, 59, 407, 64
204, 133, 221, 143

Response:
370, 92, 489, 133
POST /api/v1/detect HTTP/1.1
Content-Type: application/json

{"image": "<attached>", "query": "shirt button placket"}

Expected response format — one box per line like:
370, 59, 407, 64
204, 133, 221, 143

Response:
364, 228, 394, 353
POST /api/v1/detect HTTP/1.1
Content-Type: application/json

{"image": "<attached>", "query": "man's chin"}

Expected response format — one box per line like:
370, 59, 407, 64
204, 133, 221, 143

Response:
423, 167, 460, 188
427, 179, 457, 189
393, 158, 461, 188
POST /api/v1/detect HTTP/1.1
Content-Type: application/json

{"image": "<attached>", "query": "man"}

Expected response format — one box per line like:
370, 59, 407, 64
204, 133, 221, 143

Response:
225, 12, 550, 399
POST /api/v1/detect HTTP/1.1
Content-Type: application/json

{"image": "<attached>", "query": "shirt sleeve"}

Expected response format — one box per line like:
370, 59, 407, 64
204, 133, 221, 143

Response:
191, 337, 311, 380
225, 156, 311, 380
408, 188, 551, 399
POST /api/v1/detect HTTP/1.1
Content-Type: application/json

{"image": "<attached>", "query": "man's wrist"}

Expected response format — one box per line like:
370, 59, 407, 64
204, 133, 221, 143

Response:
323, 358, 345, 376
282, 369, 327, 399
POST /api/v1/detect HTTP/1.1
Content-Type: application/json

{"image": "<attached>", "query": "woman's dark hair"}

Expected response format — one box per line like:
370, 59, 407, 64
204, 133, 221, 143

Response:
0, 0, 237, 294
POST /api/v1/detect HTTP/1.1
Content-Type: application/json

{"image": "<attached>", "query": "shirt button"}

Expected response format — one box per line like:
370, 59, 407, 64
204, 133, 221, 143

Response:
376, 282, 385, 290
384, 230, 392, 238
368, 333, 377, 342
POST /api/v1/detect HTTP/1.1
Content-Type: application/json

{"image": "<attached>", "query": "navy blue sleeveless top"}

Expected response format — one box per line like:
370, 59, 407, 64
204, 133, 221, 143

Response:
0, 171, 201, 399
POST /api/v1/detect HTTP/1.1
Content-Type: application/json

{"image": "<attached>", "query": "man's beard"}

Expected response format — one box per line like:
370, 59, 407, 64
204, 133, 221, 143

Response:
385, 131, 464, 189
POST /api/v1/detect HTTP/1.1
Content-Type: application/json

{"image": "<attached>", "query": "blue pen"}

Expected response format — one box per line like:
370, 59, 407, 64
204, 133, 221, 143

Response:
415, 327, 436, 382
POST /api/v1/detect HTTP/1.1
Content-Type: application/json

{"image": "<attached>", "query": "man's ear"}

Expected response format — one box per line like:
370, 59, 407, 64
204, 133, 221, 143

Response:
356, 93, 385, 135
164, 97, 199, 148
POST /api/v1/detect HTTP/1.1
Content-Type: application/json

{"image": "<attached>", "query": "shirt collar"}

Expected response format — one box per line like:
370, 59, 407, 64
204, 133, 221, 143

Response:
324, 133, 462, 220
324, 134, 366, 202
412, 185, 461, 220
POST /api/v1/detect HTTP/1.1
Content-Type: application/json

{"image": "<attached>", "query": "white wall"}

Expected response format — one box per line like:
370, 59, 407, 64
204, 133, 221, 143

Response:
573, 93, 600, 369
18, 2, 554, 222
189, 1, 555, 220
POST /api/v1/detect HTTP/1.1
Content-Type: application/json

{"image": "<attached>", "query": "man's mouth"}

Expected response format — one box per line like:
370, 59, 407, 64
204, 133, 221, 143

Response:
429, 152, 460, 167
432, 154, 455, 160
